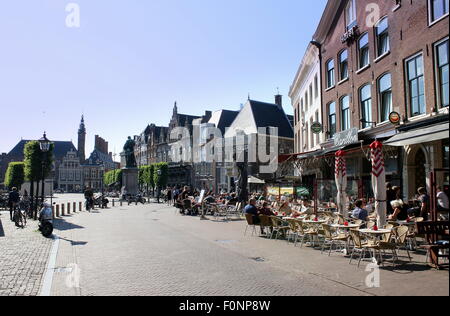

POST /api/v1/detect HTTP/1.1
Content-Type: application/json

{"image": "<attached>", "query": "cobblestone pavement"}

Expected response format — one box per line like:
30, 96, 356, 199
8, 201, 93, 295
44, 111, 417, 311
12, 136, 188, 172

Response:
49, 204, 449, 296
0, 212, 53, 296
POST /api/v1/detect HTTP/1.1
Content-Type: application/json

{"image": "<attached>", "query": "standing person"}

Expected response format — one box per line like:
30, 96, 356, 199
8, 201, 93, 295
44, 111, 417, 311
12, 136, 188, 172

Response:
166, 186, 173, 205
8, 187, 20, 221
417, 187, 430, 221
84, 187, 94, 211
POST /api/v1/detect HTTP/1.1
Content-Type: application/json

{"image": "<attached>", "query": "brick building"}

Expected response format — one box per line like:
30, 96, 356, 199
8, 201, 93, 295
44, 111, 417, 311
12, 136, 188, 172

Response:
290, 0, 449, 199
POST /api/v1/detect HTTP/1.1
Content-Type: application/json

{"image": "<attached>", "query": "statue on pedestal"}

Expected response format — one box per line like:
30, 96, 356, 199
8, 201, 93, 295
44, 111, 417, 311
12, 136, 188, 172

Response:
123, 136, 137, 168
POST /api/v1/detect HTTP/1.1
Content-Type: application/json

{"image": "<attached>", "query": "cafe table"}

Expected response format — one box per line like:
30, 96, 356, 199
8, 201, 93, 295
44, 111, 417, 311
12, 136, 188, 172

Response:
358, 228, 392, 264
331, 224, 360, 255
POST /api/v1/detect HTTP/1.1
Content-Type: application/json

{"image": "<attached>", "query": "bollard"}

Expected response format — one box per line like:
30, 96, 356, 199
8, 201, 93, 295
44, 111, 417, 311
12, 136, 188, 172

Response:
56, 205, 60, 217
79, 202, 82, 212
67, 203, 71, 214
112, 199, 115, 207
52, 206, 55, 219
73, 202, 76, 213
61, 204, 65, 216
120, 200, 123, 207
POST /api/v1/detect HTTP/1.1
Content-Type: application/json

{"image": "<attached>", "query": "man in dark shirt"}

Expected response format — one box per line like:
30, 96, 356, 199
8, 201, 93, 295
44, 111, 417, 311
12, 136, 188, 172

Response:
244, 199, 260, 225
8, 187, 20, 221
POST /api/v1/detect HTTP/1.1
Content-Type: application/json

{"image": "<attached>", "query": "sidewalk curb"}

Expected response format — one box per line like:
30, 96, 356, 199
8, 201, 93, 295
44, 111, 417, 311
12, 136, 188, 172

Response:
39, 235, 60, 296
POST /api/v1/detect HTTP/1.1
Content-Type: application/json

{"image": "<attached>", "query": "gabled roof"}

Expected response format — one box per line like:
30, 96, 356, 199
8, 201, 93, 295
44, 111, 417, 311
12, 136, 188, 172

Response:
177, 114, 201, 127
7, 140, 77, 161
224, 100, 294, 139
85, 149, 114, 165
208, 110, 239, 135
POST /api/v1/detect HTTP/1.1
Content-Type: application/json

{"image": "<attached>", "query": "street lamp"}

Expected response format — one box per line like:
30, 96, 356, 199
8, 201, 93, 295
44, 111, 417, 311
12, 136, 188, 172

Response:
157, 169, 162, 203
38, 132, 51, 208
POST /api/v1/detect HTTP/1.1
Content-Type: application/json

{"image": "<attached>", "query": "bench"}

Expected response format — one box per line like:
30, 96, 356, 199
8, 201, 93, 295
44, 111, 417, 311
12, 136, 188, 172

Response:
416, 221, 449, 269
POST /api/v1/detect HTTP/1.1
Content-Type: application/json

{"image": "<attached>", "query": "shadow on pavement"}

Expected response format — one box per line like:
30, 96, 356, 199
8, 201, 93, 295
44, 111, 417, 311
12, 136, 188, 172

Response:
58, 237, 88, 246
54, 218, 85, 231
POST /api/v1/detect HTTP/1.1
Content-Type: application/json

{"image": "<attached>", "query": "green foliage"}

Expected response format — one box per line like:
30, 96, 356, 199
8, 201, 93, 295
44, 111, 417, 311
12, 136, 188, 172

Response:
153, 162, 169, 189
137, 165, 156, 189
4, 162, 25, 189
23, 141, 54, 182
104, 169, 122, 187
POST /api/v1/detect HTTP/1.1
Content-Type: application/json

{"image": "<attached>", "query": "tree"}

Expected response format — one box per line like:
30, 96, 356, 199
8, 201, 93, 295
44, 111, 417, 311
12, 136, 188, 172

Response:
4, 162, 25, 190
103, 169, 122, 190
23, 140, 54, 218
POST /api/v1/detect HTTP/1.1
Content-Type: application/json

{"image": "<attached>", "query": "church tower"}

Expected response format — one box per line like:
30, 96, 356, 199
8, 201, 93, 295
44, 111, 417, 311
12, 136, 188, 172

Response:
78, 115, 86, 162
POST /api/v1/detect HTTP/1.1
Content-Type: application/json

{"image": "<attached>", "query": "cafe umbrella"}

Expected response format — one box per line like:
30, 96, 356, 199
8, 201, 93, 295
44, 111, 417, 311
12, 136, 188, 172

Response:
335, 150, 348, 219
370, 141, 387, 227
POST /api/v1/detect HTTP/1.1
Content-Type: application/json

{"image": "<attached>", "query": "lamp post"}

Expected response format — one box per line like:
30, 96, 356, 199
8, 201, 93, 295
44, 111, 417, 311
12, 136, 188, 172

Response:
157, 169, 162, 203
38, 132, 51, 216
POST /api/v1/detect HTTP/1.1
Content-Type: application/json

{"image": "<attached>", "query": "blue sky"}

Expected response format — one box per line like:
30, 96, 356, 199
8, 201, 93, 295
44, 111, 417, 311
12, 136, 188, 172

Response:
0, 0, 326, 158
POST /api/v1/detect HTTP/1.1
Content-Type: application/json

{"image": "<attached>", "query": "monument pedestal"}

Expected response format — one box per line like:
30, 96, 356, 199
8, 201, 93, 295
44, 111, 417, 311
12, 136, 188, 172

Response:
122, 168, 139, 196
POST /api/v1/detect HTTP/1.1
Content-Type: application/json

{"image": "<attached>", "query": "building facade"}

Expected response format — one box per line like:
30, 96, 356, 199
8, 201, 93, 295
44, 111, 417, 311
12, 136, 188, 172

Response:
58, 149, 83, 192
311, 0, 449, 199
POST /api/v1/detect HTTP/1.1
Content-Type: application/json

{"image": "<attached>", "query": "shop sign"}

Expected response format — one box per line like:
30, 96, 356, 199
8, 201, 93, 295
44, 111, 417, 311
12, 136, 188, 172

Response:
333, 128, 359, 147
389, 112, 401, 125
311, 122, 323, 134
296, 187, 310, 197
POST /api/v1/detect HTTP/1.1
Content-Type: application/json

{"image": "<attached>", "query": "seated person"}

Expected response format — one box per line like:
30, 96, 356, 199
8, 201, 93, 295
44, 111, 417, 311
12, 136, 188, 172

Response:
244, 199, 260, 225
351, 200, 369, 221
388, 199, 408, 221
278, 197, 292, 216
227, 193, 238, 206
298, 199, 314, 216
258, 202, 275, 216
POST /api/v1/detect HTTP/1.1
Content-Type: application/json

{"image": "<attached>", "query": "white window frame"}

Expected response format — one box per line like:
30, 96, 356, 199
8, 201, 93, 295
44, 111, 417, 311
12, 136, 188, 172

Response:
405, 52, 426, 117
434, 37, 450, 108
428, 0, 450, 26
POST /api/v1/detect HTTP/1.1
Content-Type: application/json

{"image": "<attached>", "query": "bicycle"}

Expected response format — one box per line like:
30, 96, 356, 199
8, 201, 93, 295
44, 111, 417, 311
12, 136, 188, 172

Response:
12, 203, 27, 228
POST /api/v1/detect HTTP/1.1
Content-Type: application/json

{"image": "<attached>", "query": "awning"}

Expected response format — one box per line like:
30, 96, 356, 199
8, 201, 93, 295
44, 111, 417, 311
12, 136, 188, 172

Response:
248, 176, 265, 184
384, 123, 449, 147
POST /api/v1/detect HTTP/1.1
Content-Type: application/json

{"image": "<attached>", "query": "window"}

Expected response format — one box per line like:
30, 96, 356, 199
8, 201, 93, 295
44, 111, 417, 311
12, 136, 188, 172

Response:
360, 84, 372, 128
436, 39, 449, 107
406, 54, 426, 116
378, 73, 392, 122
340, 96, 351, 131
328, 102, 337, 138
305, 92, 309, 111
358, 33, 370, 69
294, 108, 297, 125
310, 118, 314, 148
346, 0, 357, 30
314, 75, 319, 99
376, 17, 389, 57
339, 50, 349, 81
309, 84, 313, 106
326, 59, 335, 88
430, 0, 449, 23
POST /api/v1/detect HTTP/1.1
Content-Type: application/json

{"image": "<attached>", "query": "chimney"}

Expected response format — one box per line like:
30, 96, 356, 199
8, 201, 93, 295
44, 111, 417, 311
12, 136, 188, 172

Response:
275, 94, 283, 110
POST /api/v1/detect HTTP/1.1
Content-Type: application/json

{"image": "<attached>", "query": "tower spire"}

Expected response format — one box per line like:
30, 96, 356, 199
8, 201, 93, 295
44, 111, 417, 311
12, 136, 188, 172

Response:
78, 115, 86, 162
